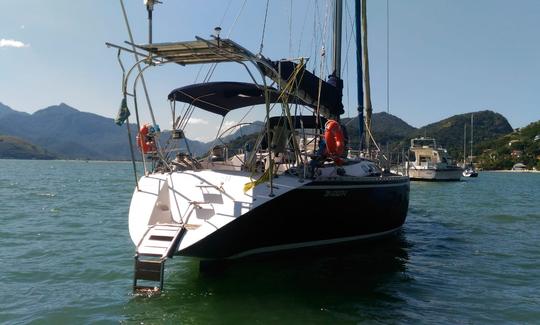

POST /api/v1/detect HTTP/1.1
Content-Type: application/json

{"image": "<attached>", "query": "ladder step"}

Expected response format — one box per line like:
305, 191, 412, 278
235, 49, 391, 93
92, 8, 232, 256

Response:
137, 246, 169, 256
153, 224, 181, 229
142, 239, 174, 248
135, 260, 163, 282
149, 229, 179, 237
149, 235, 174, 241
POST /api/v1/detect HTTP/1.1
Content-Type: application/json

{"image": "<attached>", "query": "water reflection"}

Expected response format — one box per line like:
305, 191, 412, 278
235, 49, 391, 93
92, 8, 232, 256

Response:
198, 233, 410, 287
124, 234, 412, 323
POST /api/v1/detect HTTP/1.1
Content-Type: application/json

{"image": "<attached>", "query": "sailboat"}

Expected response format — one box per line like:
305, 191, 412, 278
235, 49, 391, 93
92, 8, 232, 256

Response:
108, 0, 409, 292
463, 113, 479, 177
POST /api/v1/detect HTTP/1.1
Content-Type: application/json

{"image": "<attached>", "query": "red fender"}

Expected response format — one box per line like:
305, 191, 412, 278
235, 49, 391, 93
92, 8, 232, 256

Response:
136, 123, 156, 154
324, 119, 345, 156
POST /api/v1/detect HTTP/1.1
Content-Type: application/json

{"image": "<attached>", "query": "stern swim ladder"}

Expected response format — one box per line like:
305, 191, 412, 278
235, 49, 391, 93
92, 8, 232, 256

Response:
133, 224, 184, 293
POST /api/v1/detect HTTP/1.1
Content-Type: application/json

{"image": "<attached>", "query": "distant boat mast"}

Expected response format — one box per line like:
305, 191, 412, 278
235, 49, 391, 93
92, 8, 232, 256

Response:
470, 113, 474, 164
463, 123, 467, 165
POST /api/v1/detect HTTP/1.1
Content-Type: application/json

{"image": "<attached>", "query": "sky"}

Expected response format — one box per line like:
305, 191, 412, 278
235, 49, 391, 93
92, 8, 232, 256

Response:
1, 0, 539, 141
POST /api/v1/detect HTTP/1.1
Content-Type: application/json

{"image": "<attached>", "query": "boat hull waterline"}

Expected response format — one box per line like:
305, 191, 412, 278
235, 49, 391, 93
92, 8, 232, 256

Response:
408, 168, 463, 181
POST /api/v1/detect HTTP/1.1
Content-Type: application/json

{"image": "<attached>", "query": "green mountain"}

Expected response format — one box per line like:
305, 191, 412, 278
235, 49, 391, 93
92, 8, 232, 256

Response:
0, 103, 210, 160
0, 135, 56, 159
340, 110, 514, 168
0, 102, 524, 168
342, 112, 417, 148
476, 120, 540, 170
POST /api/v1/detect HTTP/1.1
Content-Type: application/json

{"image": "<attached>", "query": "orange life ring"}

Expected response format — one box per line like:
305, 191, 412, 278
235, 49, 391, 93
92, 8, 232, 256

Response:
324, 119, 345, 156
136, 123, 156, 154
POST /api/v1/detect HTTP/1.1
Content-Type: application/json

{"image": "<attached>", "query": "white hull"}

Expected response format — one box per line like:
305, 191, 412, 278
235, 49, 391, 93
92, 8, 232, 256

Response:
129, 169, 301, 252
408, 168, 462, 181
128, 161, 410, 259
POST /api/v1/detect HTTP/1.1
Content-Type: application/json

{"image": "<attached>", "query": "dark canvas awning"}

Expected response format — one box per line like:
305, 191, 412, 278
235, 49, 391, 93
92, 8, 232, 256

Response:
268, 115, 327, 129
258, 61, 344, 118
168, 82, 314, 116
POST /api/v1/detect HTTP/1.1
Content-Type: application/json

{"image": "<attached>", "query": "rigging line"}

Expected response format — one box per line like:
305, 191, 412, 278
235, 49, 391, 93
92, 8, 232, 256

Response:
119, 0, 157, 129
219, 0, 234, 27
179, 0, 248, 137
288, 0, 293, 55
259, 0, 270, 54
314, 0, 331, 129
177, 0, 236, 130
322, 0, 332, 79
342, 0, 356, 118
386, 0, 390, 113
202, 0, 248, 85
310, 0, 319, 72
295, 0, 311, 57
343, 0, 350, 118
365, 121, 387, 161
226, 0, 248, 37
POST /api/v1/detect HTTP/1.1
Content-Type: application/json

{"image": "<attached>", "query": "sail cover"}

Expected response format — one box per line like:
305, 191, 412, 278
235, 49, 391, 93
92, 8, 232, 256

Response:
168, 82, 314, 116
259, 61, 344, 118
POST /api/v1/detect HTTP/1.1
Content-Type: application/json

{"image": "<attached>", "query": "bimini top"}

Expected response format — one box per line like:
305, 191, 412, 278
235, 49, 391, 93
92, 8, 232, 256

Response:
168, 81, 313, 116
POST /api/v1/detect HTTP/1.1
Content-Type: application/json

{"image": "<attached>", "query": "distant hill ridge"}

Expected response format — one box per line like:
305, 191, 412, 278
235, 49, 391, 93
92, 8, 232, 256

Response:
0, 135, 56, 159
342, 112, 417, 147
0, 102, 518, 162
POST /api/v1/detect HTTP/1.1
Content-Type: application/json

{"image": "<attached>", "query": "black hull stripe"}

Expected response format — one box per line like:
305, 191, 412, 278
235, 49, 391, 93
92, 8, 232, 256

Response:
301, 183, 408, 189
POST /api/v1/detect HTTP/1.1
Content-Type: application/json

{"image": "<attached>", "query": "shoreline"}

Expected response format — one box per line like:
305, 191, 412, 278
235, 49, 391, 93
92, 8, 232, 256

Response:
2, 158, 539, 172
0, 158, 135, 163
483, 169, 540, 173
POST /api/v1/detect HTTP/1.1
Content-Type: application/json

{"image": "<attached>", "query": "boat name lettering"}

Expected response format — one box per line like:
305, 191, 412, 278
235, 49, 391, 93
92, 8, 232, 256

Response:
323, 190, 347, 197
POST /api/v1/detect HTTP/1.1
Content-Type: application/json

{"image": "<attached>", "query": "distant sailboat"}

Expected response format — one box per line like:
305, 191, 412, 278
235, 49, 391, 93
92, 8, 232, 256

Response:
463, 113, 478, 178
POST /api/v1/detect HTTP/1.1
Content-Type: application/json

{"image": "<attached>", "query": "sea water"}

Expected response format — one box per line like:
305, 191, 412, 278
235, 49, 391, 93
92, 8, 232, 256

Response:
1, 160, 539, 324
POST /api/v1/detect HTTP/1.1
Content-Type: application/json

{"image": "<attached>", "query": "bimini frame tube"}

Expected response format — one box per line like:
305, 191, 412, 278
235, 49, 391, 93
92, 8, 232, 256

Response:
193, 36, 280, 196
119, 0, 158, 131
116, 48, 139, 190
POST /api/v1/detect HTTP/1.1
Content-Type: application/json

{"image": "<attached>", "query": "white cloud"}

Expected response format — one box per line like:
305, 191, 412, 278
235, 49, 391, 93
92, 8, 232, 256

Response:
20, 25, 25, 30
0, 39, 29, 48
223, 120, 239, 130
188, 117, 208, 125
194, 136, 214, 142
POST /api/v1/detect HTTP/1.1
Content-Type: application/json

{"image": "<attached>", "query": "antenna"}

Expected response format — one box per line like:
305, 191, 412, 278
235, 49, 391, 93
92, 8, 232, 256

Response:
144, 0, 161, 44
213, 26, 222, 46
214, 26, 222, 38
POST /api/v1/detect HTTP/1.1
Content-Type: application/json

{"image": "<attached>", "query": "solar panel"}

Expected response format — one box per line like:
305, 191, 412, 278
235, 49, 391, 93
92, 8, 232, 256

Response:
134, 38, 254, 65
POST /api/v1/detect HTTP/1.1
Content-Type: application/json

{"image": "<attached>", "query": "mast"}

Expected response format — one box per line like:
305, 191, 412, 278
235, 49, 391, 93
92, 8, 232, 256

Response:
329, 0, 344, 122
332, 0, 343, 79
463, 124, 467, 166
470, 113, 474, 164
355, 0, 364, 150
361, 0, 373, 154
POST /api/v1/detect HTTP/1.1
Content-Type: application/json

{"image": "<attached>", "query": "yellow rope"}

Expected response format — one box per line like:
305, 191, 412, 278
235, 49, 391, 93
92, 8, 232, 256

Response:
243, 61, 306, 193
243, 166, 271, 193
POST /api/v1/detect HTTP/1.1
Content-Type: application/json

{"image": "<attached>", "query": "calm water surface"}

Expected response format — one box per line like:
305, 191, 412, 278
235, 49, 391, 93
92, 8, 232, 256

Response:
1, 160, 539, 324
